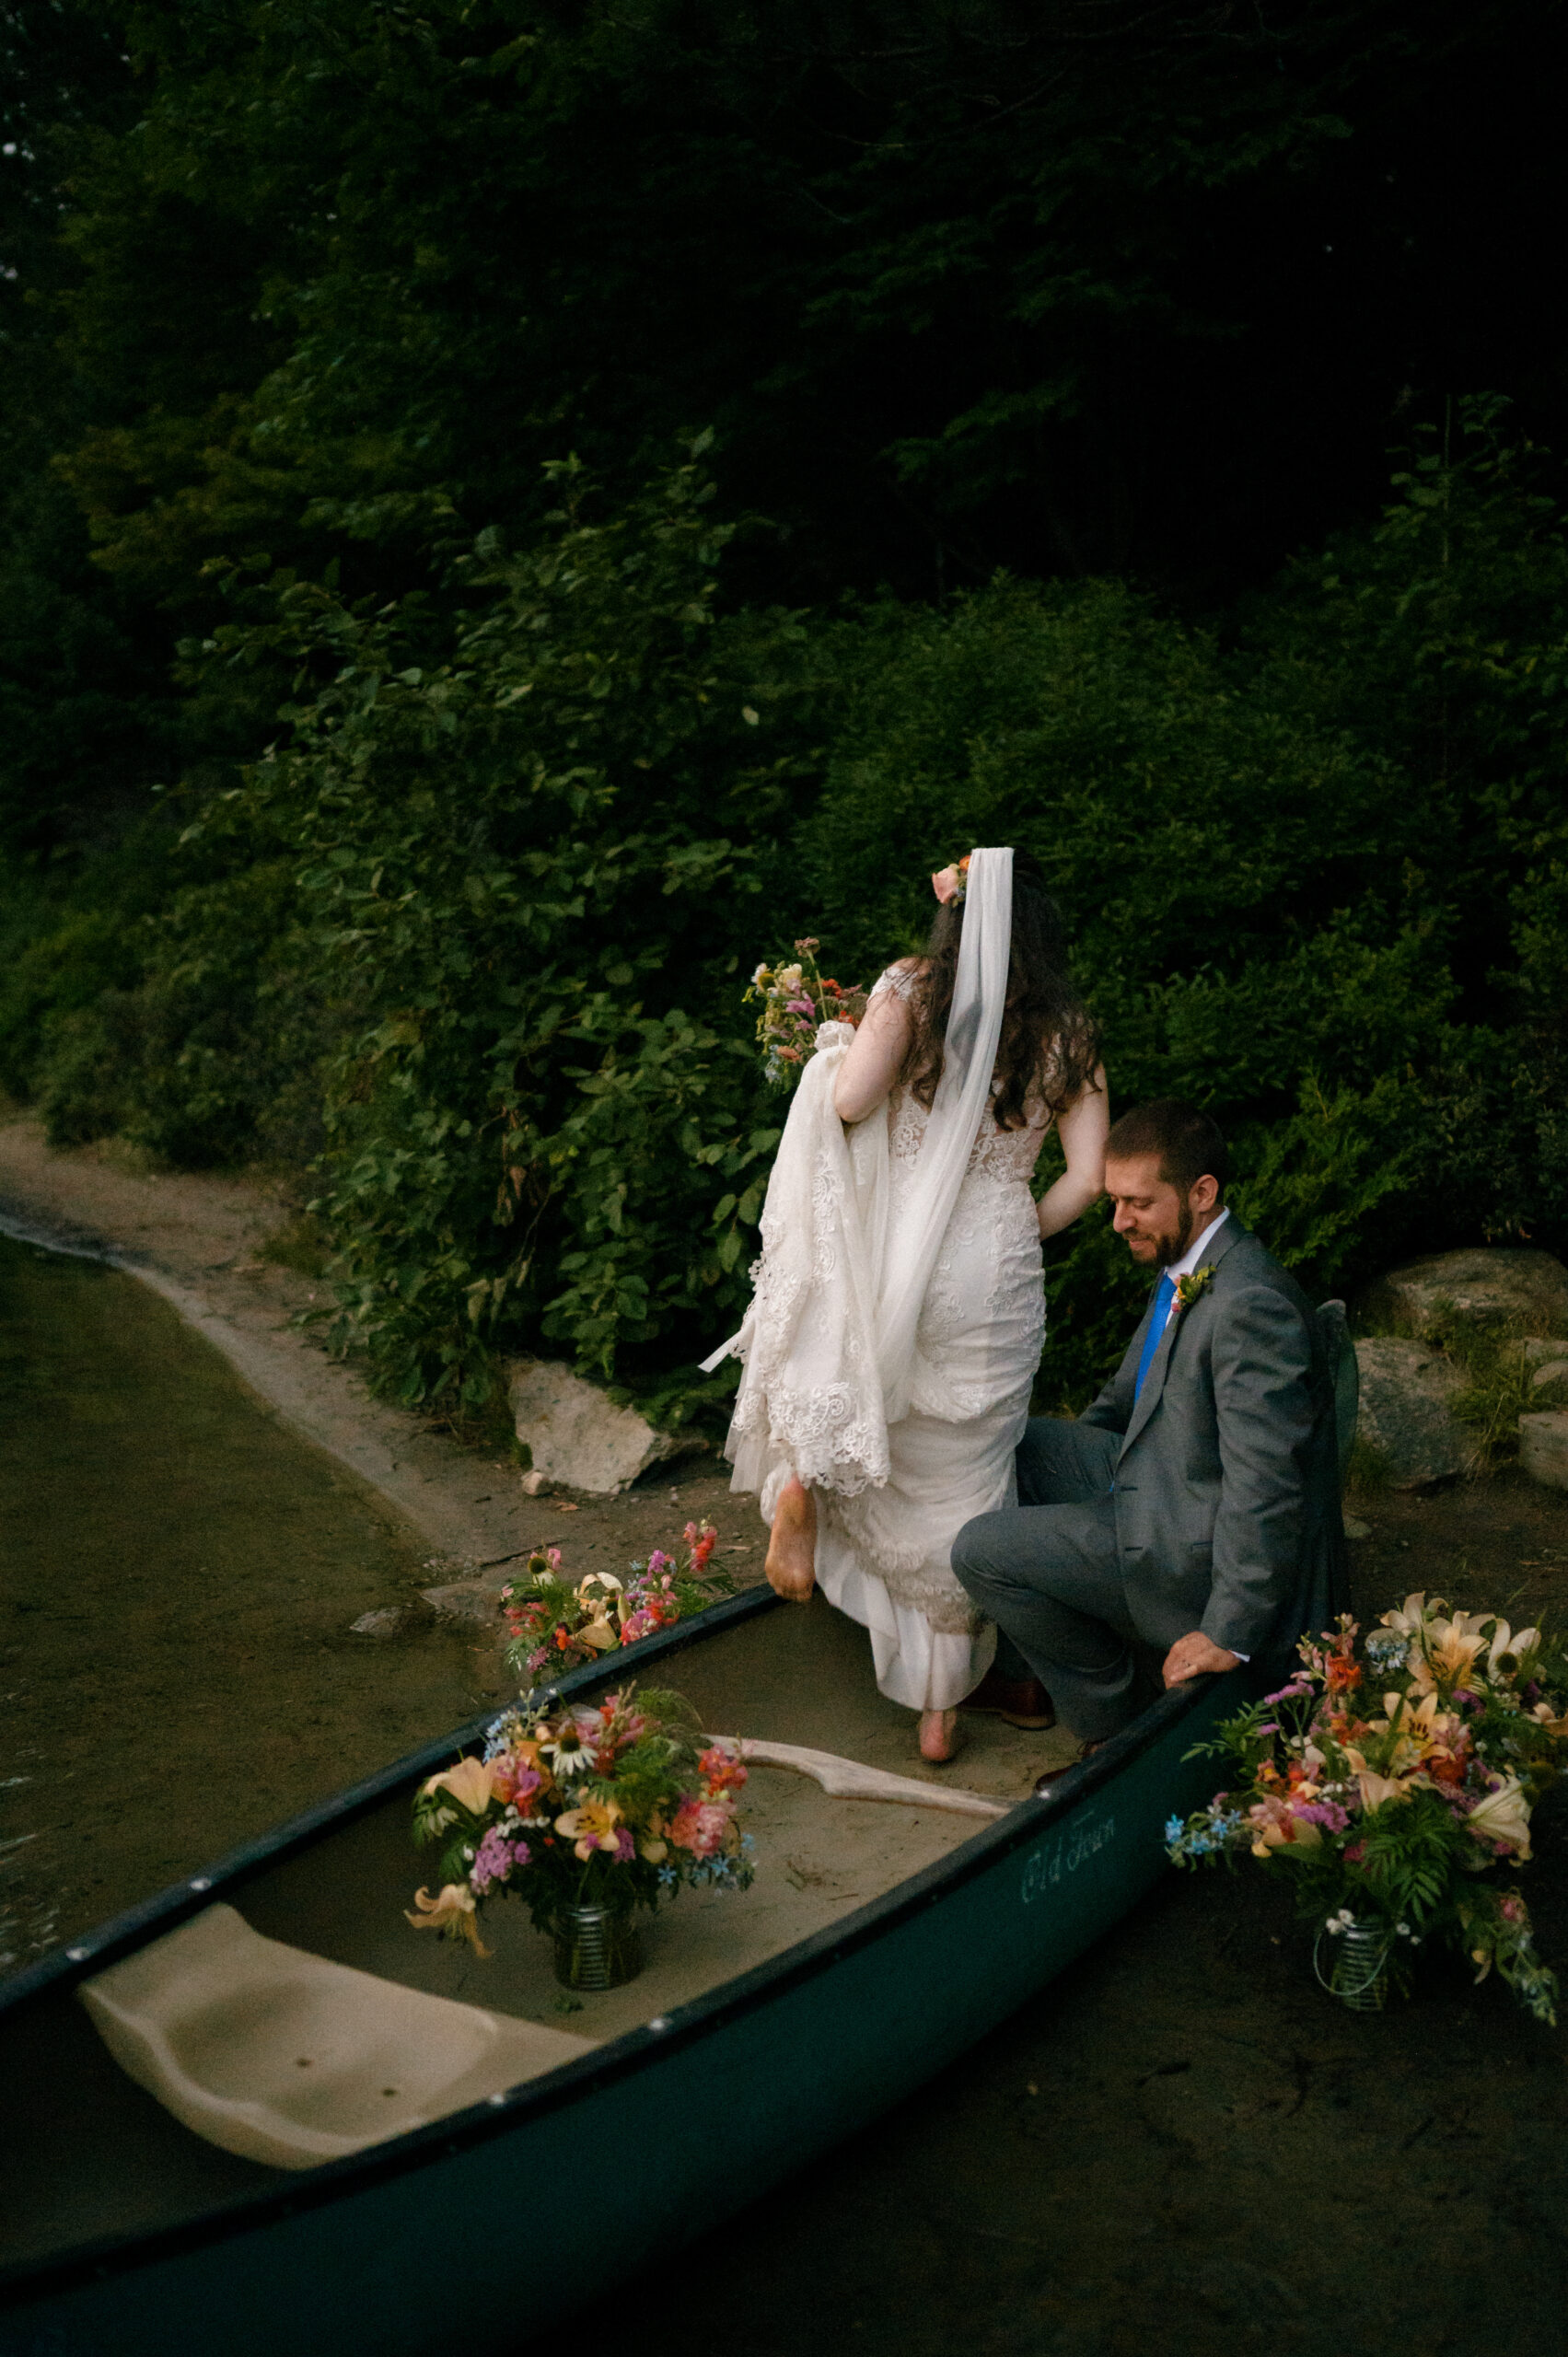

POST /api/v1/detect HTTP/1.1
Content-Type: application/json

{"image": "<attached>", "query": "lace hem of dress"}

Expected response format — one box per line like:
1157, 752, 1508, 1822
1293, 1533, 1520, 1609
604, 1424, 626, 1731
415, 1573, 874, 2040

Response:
817, 1492, 983, 1633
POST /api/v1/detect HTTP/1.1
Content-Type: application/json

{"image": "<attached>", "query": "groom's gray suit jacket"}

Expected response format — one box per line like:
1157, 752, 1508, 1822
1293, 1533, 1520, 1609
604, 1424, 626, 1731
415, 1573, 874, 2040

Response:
1080, 1215, 1346, 1661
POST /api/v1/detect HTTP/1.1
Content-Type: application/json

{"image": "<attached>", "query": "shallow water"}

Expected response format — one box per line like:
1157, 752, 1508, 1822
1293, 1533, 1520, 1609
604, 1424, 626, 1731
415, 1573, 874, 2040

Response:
0, 1233, 487, 1972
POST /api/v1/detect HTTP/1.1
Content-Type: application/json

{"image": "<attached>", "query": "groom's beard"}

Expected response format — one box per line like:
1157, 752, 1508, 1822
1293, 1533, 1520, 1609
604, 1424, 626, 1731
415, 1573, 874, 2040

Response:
1155, 1202, 1195, 1269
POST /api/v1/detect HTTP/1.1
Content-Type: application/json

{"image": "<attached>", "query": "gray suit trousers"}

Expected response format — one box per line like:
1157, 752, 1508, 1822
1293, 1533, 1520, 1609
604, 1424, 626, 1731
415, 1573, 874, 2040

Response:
954, 1419, 1144, 1740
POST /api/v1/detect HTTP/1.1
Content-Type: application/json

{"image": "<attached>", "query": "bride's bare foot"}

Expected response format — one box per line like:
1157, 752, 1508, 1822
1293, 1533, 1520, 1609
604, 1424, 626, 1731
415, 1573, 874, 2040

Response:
918, 1709, 961, 1764
765, 1477, 817, 1602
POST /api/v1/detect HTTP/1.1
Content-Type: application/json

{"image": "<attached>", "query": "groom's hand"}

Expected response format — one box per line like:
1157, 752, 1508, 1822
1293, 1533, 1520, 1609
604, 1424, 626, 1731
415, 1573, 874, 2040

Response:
1162, 1631, 1240, 1687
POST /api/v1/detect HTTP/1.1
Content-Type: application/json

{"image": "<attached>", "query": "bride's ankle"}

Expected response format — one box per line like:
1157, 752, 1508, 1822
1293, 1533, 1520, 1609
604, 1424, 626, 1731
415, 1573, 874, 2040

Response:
918, 1709, 960, 1765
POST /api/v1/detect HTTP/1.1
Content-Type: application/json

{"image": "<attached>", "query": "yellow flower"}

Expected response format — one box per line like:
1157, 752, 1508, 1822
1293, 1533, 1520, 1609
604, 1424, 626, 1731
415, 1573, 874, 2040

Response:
1377, 1591, 1434, 1642
405, 1884, 491, 1956
1342, 1746, 1418, 1812
1407, 1615, 1490, 1695
419, 1757, 496, 1817
555, 1796, 625, 1861
1466, 1775, 1534, 1859
776, 964, 805, 993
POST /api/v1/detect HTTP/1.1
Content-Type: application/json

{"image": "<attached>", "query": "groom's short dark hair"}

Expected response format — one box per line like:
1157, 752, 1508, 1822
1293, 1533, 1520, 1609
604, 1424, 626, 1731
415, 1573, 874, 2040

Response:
1106, 1099, 1229, 1196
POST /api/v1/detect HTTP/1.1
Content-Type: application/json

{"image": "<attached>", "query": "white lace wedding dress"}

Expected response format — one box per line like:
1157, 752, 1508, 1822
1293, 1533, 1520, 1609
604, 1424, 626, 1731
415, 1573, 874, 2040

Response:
714, 965, 1052, 1711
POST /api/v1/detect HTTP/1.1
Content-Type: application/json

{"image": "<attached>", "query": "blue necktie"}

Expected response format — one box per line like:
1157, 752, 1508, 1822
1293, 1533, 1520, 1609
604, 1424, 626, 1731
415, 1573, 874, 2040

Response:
1134, 1273, 1177, 1400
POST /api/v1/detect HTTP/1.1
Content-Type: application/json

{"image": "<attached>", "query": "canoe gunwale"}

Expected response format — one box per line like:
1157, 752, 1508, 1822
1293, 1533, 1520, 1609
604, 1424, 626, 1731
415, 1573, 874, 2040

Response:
0, 1589, 1242, 2309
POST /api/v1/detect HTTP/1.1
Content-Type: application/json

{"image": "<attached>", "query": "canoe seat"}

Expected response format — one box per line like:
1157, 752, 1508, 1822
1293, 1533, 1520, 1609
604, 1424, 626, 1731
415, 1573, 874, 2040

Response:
79, 1903, 593, 2172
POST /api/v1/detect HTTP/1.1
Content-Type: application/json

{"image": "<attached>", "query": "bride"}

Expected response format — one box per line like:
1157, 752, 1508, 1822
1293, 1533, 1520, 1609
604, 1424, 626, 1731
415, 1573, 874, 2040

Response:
704, 846, 1107, 1762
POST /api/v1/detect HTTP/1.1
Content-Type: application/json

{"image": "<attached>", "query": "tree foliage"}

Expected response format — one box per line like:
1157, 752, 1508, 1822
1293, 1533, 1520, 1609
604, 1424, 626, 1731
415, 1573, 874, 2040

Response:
5, 3, 1568, 1417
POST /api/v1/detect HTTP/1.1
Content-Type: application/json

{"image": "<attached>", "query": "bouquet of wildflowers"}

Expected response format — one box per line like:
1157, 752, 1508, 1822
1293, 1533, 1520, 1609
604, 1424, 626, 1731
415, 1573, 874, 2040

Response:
746, 937, 866, 1090
1167, 1593, 1568, 2022
500, 1521, 730, 1683
406, 1686, 755, 1953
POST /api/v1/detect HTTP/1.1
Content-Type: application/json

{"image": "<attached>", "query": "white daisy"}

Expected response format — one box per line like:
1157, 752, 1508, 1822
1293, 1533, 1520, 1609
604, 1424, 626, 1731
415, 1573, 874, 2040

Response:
541, 1721, 597, 1779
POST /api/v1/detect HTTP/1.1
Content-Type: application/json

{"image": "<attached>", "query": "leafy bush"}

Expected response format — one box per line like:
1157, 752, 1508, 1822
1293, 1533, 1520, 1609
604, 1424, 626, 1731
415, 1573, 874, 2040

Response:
801, 407, 1568, 1402
183, 445, 811, 1411
10, 408, 1568, 1428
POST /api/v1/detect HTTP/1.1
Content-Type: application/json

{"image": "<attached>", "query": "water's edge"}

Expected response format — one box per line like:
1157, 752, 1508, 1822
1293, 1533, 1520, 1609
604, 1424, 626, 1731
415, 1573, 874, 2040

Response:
0, 1202, 486, 1560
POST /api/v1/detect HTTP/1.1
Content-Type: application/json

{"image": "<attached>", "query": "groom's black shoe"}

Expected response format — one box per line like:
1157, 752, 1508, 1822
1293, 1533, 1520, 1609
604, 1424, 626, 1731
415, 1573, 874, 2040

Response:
959, 1667, 1056, 1731
1031, 1739, 1106, 1794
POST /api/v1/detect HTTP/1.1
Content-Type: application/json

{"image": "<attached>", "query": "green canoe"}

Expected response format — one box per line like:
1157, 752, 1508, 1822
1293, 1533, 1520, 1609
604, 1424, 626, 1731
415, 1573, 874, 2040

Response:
0, 1585, 1247, 2357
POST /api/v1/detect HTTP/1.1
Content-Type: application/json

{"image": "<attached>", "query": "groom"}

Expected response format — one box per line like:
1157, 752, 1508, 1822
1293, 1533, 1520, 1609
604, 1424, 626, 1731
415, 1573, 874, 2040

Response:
952, 1099, 1345, 1782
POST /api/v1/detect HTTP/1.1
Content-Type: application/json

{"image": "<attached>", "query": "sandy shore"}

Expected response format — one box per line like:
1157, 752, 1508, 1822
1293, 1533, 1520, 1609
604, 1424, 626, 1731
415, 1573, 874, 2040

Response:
0, 1108, 746, 1585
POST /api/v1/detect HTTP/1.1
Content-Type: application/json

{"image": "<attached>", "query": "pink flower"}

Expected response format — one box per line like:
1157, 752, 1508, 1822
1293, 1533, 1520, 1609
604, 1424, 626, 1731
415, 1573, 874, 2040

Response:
470, 1825, 528, 1893
1294, 1801, 1350, 1833
492, 1760, 542, 1807
699, 1745, 748, 1795
667, 1797, 733, 1857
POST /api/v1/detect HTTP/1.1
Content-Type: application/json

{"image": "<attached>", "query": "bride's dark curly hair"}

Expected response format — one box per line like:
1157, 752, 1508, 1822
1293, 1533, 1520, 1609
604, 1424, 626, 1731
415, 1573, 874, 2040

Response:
900, 853, 1101, 1130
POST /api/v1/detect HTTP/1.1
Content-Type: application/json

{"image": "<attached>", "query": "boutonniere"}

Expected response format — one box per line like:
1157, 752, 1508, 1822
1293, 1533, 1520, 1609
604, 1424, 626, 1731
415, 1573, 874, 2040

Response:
1173, 1265, 1215, 1314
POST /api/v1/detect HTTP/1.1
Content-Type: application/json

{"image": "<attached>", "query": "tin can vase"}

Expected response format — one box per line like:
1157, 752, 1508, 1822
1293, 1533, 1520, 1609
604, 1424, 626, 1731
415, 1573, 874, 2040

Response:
1313, 1914, 1391, 2012
552, 1902, 642, 1991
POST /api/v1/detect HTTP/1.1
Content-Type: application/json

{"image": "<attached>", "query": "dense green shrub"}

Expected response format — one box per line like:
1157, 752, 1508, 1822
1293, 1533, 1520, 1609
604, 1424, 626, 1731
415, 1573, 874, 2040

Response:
175, 446, 813, 1412
7, 407, 1568, 1423
801, 408, 1568, 1402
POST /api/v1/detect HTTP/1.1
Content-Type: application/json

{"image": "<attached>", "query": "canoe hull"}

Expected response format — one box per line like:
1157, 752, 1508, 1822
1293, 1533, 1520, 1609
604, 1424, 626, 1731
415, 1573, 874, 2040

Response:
0, 1663, 1240, 2356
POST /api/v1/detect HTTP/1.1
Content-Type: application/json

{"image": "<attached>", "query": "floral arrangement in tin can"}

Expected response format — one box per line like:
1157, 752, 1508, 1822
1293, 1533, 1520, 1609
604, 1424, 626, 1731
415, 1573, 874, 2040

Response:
500, 1521, 730, 1683
406, 1686, 755, 1958
1167, 1593, 1568, 2021
745, 937, 866, 1091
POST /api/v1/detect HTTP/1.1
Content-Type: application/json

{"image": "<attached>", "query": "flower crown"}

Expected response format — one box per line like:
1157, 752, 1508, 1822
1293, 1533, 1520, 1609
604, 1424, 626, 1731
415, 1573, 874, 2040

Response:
931, 854, 971, 906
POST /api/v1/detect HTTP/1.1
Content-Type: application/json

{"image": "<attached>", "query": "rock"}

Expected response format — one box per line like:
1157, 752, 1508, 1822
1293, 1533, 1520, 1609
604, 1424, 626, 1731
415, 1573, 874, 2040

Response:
505, 1358, 679, 1497
1361, 1248, 1568, 1342
348, 1607, 407, 1638
421, 1578, 505, 1627
519, 1469, 552, 1497
1342, 1516, 1372, 1541
1353, 1339, 1474, 1489
1520, 1411, 1568, 1492
1531, 1359, 1568, 1395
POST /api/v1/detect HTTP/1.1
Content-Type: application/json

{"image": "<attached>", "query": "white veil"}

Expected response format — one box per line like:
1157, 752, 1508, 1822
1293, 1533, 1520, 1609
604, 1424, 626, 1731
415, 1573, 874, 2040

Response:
705, 844, 1016, 1492
873, 844, 1013, 1419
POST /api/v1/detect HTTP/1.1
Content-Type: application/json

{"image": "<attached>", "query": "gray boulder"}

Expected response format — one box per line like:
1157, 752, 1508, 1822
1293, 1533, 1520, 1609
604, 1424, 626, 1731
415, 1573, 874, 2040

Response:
1353, 1338, 1475, 1489
348, 1607, 407, 1639
1520, 1411, 1568, 1493
421, 1577, 505, 1627
1361, 1248, 1568, 1342
505, 1358, 679, 1497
